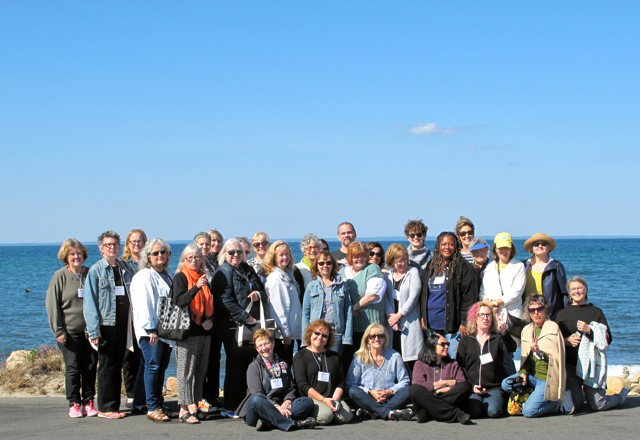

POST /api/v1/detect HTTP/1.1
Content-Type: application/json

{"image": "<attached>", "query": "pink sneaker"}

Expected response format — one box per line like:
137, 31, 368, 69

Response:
69, 403, 83, 418
84, 401, 98, 417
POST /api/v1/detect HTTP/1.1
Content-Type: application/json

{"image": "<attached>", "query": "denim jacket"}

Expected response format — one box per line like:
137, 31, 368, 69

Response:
301, 275, 353, 345
83, 258, 134, 339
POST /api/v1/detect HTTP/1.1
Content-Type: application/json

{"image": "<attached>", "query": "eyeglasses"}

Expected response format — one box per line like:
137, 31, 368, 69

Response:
150, 250, 167, 257
437, 342, 451, 348
477, 312, 492, 319
533, 242, 547, 247
129, 240, 144, 245
186, 255, 202, 261
570, 286, 586, 292
528, 307, 544, 314
458, 230, 474, 237
317, 261, 333, 267
313, 331, 329, 339
408, 233, 423, 239
256, 341, 273, 350
368, 334, 386, 340
253, 241, 269, 248
370, 251, 383, 258
101, 242, 119, 248
227, 250, 243, 256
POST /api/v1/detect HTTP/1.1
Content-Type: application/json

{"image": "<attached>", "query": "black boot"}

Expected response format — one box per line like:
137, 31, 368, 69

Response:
293, 417, 317, 430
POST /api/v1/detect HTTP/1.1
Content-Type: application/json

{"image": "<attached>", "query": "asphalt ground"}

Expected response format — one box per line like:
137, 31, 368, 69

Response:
1, 396, 638, 440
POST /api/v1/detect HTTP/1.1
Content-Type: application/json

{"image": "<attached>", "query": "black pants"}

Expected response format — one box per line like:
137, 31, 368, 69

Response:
342, 331, 364, 373
203, 333, 223, 404
97, 320, 128, 412
58, 333, 98, 406
222, 335, 257, 411
409, 382, 472, 422
122, 335, 140, 399
274, 339, 296, 366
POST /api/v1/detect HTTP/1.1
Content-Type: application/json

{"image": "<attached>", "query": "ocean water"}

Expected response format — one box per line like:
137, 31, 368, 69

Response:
1, 238, 639, 378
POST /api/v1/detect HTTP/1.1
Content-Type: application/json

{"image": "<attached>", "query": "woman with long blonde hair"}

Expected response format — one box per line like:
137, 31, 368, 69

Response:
345, 323, 411, 421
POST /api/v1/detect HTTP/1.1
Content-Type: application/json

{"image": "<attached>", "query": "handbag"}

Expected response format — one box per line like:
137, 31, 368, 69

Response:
234, 293, 277, 346
506, 376, 534, 415
156, 295, 191, 341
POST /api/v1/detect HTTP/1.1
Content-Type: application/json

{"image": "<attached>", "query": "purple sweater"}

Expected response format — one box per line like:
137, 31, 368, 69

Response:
412, 358, 466, 392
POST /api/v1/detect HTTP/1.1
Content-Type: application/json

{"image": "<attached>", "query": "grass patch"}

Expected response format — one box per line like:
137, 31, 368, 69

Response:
0, 345, 65, 395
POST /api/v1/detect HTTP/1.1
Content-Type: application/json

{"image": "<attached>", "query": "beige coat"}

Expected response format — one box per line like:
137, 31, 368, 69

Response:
520, 320, 566, 401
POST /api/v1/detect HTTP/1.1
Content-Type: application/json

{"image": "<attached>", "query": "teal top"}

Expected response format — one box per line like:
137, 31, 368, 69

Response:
341, 264, 386, 332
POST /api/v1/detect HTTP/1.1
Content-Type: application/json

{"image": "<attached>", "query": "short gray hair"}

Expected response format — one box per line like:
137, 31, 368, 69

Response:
300, 233, 321, 253
97, 230, 121, 247
567, 276, 589, 302
139, 238, 171, 271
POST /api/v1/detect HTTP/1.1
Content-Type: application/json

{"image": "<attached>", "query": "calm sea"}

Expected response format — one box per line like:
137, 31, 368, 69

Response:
1, 238, 638, 377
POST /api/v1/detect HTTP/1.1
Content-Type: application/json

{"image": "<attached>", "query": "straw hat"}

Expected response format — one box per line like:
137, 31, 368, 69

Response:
523, 233, 556, 253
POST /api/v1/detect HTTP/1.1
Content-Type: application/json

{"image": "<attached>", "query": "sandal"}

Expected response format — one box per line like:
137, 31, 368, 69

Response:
147, 409, 170, 423
179, 412, 200, 424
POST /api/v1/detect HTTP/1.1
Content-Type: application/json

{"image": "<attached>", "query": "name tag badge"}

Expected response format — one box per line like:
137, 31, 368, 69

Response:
479, 352, 493, 365
77, 289, 84, 298
115, 286, 126, 296
434, 275, 445, 284
533, 350, 543, 361
270, 378, 283, 389
318, 371, 330, 382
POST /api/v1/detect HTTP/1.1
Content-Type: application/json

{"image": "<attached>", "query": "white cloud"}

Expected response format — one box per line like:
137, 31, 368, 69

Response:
409, 122, 458, 135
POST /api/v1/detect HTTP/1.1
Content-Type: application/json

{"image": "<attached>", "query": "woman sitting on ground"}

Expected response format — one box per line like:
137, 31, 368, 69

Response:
236, 329, 316, 431
409, 332, 473, 424
292, 320, 354, 426
456, 302, 516, 418
346, 323, 411, 421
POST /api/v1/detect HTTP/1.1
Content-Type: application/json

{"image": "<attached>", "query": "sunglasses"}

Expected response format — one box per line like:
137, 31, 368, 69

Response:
438, 342, 451, 348
227, 250, 243, 256
368, 334, 386, 340
253, 241, 269, 248
150, 250, 167, 257
408, 233, 423, 239
533, 242, 547, 247
528, 307, 544, 314
317, 261, 333, 267
313, 331, 329, 339
458, 230, 474, 237
370, 251, 383, 258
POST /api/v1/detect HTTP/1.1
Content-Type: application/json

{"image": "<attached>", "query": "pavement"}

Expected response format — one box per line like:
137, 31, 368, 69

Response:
1, 396, 639, 440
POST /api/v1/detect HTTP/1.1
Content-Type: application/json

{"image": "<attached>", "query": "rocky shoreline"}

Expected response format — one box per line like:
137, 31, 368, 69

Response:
2, 348, 639, 398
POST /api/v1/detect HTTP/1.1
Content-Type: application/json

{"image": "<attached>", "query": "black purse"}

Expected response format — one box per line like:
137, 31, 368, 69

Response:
233, 293, 277, 347
156, 295, 191, 341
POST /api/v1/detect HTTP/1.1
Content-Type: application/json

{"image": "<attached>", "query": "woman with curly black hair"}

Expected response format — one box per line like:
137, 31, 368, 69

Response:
420, 232, 478, 356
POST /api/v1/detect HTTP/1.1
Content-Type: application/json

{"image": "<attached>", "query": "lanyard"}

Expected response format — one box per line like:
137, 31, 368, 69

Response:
70, 268, 85, 289
312, 351, 328, 373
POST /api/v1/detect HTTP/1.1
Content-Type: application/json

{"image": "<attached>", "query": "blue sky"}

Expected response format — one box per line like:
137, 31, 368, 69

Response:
1, 1, 638, 244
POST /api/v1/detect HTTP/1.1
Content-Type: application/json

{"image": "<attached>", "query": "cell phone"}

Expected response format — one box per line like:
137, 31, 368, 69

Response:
333, 400, 341, 411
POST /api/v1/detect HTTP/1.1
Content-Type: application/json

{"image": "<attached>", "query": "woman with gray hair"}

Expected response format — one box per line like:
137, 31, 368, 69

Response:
295, 233, 321, 289
556, 276, 628, 412
130, 238, 174, 422
501, 294, 572, 417
171, 244, 214, 424
212, 238, 267, 417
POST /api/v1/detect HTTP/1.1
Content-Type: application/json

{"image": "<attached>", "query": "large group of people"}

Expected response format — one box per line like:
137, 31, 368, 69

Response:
45, 217, 628, 430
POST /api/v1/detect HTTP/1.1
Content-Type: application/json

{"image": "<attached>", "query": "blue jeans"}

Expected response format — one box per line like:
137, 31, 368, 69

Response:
134, 338, 172, 411
349, 386, 410, 419
244, 394, 314, 431
501, 374, 560, 418
445, 333, 460, 358
467, 388, 505, 418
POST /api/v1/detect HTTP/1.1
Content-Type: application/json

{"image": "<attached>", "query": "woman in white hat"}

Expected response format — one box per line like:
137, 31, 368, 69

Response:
522, 233, 568, 320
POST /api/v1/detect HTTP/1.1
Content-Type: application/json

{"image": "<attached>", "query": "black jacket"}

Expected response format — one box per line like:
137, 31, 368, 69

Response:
420, 256, 479, 334
524, 258, 568, 320
456, 331, 516, 389
211, 261, 267, 338
236, 354, 298, 417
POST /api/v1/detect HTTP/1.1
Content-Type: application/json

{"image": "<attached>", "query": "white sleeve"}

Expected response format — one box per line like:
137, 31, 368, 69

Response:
366, 277, 386, 304
266, 275, 291, 338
